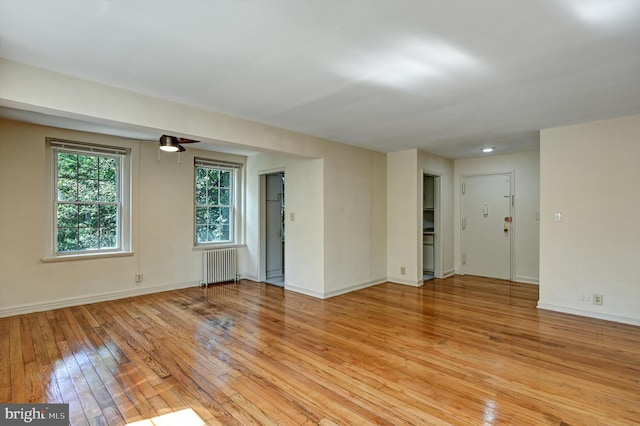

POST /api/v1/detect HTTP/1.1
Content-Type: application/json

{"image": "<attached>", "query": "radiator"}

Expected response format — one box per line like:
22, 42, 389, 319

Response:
202, 248, 238, 286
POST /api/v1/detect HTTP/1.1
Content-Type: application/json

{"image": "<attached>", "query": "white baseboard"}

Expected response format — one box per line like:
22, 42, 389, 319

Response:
323, 278, 387, 299
537, 302, 640, 327
387, 277, 424, 287
440, 269, 456, 278
241, 274, 259, 282
283, 283, 325, 299
515, 275, 539, 285
0, 281, 200, 318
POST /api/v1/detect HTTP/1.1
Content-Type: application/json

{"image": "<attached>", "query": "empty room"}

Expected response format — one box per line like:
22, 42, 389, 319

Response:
0, 1, 639, 425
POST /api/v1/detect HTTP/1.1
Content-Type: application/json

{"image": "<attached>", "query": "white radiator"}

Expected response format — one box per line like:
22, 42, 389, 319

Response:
202, 248, 237, 286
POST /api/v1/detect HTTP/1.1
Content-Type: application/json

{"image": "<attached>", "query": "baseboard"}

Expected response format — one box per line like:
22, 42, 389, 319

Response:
537, 302, 640, 327
0, 281, 200, 318
440, 269, 456, 278
241, 274, 259, 282
515, 275, 539, 285
387, 277, 424, 287
323, 278, 387, 299
283, 283, 325, 299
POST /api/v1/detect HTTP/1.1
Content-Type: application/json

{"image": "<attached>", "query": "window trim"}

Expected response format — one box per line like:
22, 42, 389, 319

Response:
45, 138, 132, 260
193, 157, 244, 248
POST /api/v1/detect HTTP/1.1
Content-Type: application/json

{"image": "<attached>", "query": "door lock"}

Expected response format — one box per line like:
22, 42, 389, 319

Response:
504, 223, 509, 232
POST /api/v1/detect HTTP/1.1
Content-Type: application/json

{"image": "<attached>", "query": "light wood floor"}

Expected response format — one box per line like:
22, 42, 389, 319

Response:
2, 276, 639, 425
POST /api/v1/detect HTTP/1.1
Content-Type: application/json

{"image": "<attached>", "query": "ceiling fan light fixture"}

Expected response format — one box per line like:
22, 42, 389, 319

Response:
159, 135, 180, 152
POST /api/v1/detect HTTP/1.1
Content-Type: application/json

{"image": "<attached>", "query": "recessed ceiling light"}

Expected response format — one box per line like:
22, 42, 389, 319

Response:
482, 147, 494, 153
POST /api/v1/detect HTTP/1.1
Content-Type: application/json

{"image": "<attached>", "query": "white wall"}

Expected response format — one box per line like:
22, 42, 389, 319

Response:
0, 119, 246, 316
323, 144, 387, 297
387, 150, 421, 285
418, 150, 455, 277
0, 59, 389, 312
244, 152, 325, 297
387, 149, 455, 285
454, 151, 540, 284
539, 114, 640, 326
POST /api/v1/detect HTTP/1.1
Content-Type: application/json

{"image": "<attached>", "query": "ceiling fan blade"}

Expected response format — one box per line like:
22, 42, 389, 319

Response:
177, 138, 200, 144
178, 144, 186, 152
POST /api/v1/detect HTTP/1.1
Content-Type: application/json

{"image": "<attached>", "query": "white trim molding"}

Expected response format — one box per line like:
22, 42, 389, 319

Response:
537, 303, 640, 327
515, 275, 539, 285
322, 278, 387, 299
0, 281, 199, 318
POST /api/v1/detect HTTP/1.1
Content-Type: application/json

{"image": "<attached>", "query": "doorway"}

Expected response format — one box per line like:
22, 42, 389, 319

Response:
264, 172, 285, 286
461, 173, 513, 280
422, 173, 440, 280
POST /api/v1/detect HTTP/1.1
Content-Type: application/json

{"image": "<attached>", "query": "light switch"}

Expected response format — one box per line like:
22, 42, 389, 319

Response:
290, 212, 295, 221
553, 212, 562, 222
535, 212, 540, 221
483, 204, 489, 215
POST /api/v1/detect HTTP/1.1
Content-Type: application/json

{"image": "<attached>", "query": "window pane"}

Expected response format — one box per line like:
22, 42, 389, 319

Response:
208, 168, 219, 187
99, 180, 116, 202
78, 179, 99, 202
79, 204, 99, 228
196, 225, 209, 243
78, 155, 99, 179
195, 206, 208, 225
207, 188, 218, 205
58, 153, 78, 178
57, 204, 78, 228
58, 178, 77, 201
220, 170, 230, 188
57, 228, 78, 252
195, 181, 207, 205
99, 157, 117, 181
99, 227, 117, 248
99, 204, 117, 228
219, 188, 230, 206
78, 228, 99, 250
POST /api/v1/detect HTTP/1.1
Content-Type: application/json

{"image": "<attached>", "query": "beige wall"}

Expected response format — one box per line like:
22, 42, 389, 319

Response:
0, 59, 389, 313
419, 150, 455, 277
0, 119, 245, 315
387, 149, 455, 285
244, 152, 325, 297
539, 114, 640, 325
454, 151, 540, 283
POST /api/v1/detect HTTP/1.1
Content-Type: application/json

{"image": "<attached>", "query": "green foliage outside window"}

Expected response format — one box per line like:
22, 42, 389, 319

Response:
56, 152, 119, 252
195, 167, 232, 243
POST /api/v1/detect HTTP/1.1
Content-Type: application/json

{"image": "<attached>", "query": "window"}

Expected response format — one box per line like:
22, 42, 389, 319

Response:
50, 139, 130, 256
194, 158, 242, 245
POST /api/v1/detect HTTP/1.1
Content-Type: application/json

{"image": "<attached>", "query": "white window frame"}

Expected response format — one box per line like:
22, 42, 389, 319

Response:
194, 157, 244, 248
44, 138, 132, 261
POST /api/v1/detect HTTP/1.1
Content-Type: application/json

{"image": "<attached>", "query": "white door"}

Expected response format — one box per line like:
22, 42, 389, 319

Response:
461, 173, 512, 280
265, 173, 285, 282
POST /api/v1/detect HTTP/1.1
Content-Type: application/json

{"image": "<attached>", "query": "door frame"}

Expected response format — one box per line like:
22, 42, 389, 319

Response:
259, 168, 286, 283
460, 171, 515, 281
421, 170, 442, 279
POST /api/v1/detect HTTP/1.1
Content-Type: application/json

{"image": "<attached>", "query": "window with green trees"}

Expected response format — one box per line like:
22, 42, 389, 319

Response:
194, 162, 235, 244
52, 141, 127, 254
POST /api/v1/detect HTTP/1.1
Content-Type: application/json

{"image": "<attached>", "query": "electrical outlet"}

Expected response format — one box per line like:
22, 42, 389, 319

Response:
400, 267, 406, 275
593, 294, 603, 305
135, 273, 143, 283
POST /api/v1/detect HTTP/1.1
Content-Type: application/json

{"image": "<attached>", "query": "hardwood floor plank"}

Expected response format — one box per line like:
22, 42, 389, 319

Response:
3, 277, 639, 425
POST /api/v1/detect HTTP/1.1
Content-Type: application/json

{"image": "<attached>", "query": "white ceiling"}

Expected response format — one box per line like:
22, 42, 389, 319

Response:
1, 0, 639, 159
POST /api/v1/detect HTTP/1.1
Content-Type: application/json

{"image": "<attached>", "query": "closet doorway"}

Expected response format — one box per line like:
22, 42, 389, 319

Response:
422, 173, 441, 280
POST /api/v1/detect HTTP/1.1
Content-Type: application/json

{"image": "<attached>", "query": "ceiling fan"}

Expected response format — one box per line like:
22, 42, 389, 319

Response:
158, 134, 200, 152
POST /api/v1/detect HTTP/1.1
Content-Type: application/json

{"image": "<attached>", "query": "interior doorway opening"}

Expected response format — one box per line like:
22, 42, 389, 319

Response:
263, 171, 285, 286
422, 173, 441, 281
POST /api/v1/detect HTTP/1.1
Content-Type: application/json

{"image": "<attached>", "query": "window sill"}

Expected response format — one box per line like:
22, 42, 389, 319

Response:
41, 251, 134, 263
192, 243, 246, 251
